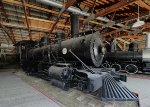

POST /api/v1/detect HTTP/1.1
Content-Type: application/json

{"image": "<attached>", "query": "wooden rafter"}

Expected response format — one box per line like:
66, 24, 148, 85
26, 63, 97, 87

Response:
115, 1, 150, 23
116, 10, 149, 23
1, 22, 50, 32
103, 26, 130, 37
137, 0, 150, 10
62, 17, 70, 31
0, 0, 16, 44
2, 0, 150, 42
95, 0, 138, 18
120, 35, 144, 39
0, 22, 15, 44
26, 16, 70, 28
2, 0, 124, 31
21, 0, 32, 40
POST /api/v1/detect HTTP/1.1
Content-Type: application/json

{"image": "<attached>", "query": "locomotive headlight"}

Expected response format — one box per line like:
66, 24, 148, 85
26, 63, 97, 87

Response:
62, 48, 67, 55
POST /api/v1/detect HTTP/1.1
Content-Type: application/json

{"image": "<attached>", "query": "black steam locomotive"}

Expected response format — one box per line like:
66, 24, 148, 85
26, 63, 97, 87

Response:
15, 31, 138, 101
103, 41, 150, 74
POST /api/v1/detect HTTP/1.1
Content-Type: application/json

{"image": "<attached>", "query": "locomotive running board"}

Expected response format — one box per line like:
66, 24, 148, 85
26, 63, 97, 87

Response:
101, 75, 138, 101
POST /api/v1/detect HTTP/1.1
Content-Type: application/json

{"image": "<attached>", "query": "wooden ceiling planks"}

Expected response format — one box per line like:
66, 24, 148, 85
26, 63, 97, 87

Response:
1, 0, 150, 42
136, 0, 150, 10
95, 0, 138, 18
0, 0, 16, 44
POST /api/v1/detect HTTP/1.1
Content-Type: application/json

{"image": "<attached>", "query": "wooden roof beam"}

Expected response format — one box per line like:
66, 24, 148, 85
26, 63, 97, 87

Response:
95, 0, 138, 18
116, 37, 130, 44
2, 0, 122, 31
0, 22, 15, 44
116, 10, 149, 23
1, 22, 50, 32
137, 0, 150, 10
103, 26, 130, 37
120, 35, 144, 39
26, 16, 70, 28
0, 0, 16, 44
21, 0, 32, 40
1, 22, 69, 33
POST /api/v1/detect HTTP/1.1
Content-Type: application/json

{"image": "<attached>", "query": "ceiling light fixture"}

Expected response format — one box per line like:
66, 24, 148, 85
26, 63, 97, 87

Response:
132, 3, 145, 28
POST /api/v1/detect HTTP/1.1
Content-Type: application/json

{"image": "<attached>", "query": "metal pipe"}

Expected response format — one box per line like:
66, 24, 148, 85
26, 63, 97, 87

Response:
71, 13, 79, 37
37, 0, 125, 27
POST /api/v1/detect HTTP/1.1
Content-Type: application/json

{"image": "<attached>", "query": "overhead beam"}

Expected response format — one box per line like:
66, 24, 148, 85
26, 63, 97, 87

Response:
103, 26, 130, 37
0, 0, 16, 44
120, 35, 144, 39
2, 0, 69, 16
95, 0, 138, 18
137, 0, 150, 10
13, 16, 70, 28
1, 22, 50, 32
0, 23, 15, 44
117, 1, 150, 23
2, 0, 121, 31
103, 30, 117, 37
1, 22, 68, 34
116, 37, 130, 44
138, 22, 150, 28
21, 0, 32, 40
117, 42, 123, 50
116, 10, 149, 23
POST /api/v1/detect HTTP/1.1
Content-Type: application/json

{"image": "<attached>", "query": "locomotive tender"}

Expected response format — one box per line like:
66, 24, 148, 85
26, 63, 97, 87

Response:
16, 31, 138, 101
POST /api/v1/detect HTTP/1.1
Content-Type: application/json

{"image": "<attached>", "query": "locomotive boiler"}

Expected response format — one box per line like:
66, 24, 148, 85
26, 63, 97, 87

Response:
28, 31, 105, 67
15, 31, 138, 102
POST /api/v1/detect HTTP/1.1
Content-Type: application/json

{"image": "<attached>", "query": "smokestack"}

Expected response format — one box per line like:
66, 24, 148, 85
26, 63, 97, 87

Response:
71, 13, 79, 37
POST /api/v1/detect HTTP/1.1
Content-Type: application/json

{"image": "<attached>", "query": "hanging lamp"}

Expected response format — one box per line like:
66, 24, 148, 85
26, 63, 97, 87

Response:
132, 3, 145, 28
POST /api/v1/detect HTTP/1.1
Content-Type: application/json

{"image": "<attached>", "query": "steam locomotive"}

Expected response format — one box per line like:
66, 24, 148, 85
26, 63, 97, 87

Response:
15, 31, 138, 101
103, 41, 150, 74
